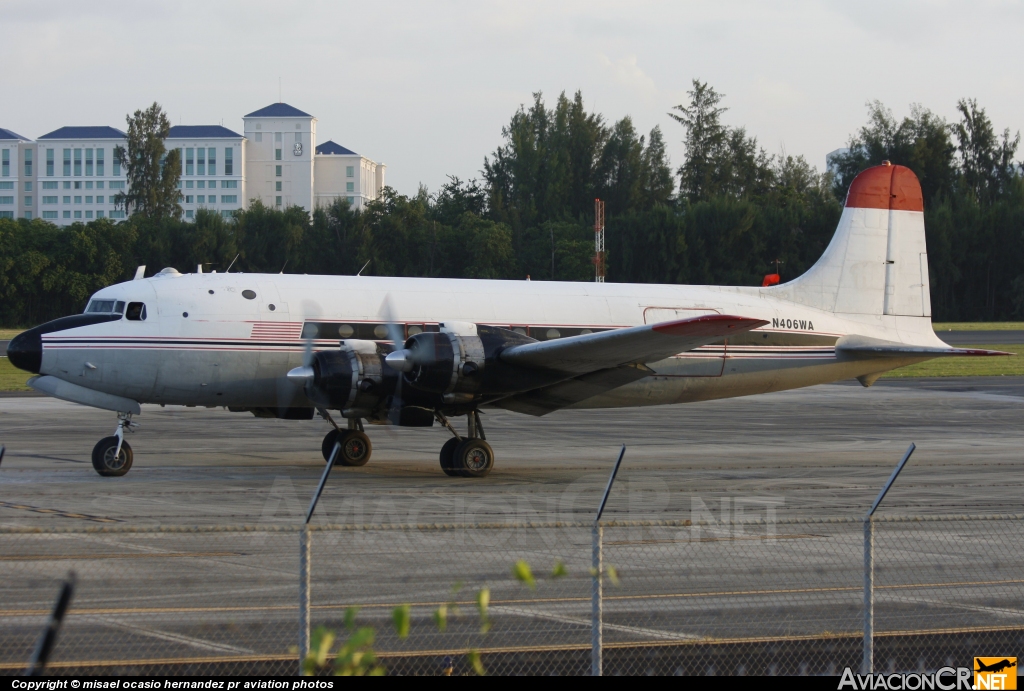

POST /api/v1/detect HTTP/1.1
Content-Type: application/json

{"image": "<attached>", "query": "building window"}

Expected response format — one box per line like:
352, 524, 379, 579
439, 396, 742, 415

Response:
63, 149, 71, 176
74, 149, 82, 176
185, 209, 194, 219
110, 210, 125, 219
346, 182, 354, 192
0, 181, 11, 190
74, 210, 82, 218
96, 181, 104, 189
346, 196, 354, 204
346, 166, 354, 177
276, 181, 282, 191
63, 210, 71, 218
63, 196, 71, 203
85, 196, 93, 204
197, 195, 205, 204
185, 195, 194, 203
43, 210, 57, 219
197, 148, 205, 176
222, 179, 236, 189
85, 210, 93, 219
85, 181, 93, 190
113, 149, 121, 176
85, 149, 93, 176
24, 149, 32, 176
208, 148, 215, 175
1, 150, 7, 177
221, 210, 233, 219
43, 181, 57, 190
0, 210, 12, 218
96, 149, 104, 176
224, 148, 233, 176
275, 165, 282, 177
24, 211, 32, 219
97, 196, 104, 204
275, 196, 282, 206
63, 181, 70, 190
46, 149, 54, 176
186, 180, 193, 189
74, 181, 81, 189
108, 181, 124, 189
185, 148, 194, 176
275, 148, 282, 161
74, 196, 82, 204
97, 210, 105, 218
255, 132, 262, 142
25, 196, 33, 206
197, 180, 205, 189
0, 196, 12, 204
24, 181, 32, 191
221, 195, 237, 203
43, 196, 57, 204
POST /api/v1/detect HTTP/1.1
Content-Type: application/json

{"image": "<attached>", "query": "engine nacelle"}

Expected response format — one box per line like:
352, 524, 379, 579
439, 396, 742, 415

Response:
308, 339, 386, 417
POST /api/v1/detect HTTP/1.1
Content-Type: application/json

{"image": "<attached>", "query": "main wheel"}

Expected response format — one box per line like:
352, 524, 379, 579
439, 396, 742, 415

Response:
439, 438, 460, 476
91, 436, 133, 477
322, 429, 341, 462
337, 430, 372, 467
454, 439, 494, 478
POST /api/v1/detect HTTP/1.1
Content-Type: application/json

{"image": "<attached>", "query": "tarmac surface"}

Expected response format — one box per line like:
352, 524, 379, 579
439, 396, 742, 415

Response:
1, 376, 1023, 526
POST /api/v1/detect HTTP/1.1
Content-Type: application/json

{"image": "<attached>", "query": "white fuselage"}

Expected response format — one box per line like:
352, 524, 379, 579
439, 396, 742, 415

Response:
40, 272, 944, 412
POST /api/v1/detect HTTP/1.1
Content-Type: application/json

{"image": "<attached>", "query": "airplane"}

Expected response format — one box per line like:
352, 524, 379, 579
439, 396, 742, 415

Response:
7, 163, 1008, 478
976, 659, 1016, 674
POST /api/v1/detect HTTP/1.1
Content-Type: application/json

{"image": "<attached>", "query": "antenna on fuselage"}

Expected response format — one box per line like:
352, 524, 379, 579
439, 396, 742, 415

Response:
225, 254, 240, 273
133, 266, 146, 281
356, 260, 370, 277
279, 260, 288, 274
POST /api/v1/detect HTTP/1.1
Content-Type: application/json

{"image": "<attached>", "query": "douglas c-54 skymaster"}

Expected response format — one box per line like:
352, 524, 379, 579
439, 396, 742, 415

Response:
7, 163, 1008, 478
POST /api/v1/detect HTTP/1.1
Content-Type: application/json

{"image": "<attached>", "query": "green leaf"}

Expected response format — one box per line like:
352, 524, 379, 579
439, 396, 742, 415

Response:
607, 565, 620, 587
512, 560, 536, 589
433, 604, 448, 632
343, 606, 359, 631
392, 604, 411, 639
550, 561, 568, 578
467, 649, 486, 676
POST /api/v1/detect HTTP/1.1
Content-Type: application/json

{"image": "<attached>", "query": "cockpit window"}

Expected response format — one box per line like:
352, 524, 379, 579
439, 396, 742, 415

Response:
126, 302, 147, 321
85, 299, 126, 315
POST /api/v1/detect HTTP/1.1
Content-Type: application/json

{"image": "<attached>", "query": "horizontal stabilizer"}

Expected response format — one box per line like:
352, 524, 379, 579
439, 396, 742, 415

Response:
836, 335, 1011, 359
499, 314, 768, 376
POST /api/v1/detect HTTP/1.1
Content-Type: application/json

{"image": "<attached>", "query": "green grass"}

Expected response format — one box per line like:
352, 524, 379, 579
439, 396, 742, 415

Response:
0, 357, 33, 391
0, 329, 26, 340
932, 322, 1024, 331
882, 344, 1022, 378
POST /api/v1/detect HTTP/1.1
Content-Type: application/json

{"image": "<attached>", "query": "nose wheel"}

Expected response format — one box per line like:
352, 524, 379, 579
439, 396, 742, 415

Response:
437, 411, 494, 478
91, 412, 136, 477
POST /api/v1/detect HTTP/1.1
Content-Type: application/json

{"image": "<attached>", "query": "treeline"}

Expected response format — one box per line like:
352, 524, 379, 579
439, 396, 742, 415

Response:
1, 82, 1022, 327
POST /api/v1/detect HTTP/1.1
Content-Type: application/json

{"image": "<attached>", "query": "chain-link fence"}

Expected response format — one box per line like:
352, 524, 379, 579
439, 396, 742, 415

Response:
2, 516, 1023, 676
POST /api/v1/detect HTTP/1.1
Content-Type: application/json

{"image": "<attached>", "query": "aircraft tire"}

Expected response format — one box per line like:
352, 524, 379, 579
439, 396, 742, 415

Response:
91, 436, 133, 477
337, 431, 372, 467
321, 430, 340, 462
454, 439, 494, 478
439, 438, 460, 476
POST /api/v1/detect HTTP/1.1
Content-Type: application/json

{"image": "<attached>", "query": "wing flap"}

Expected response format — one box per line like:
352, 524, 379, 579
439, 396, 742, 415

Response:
491, 365, 651, 416
499, 314, 768, 375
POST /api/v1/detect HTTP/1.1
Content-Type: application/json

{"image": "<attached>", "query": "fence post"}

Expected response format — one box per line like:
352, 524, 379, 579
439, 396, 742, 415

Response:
591, 522, 603, 676
861, 443, 915, 677
299, 525, 311, 675
863, 517, 873, 675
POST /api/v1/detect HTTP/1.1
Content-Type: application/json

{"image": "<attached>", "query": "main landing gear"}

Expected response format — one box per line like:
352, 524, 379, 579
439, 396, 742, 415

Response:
319, 414, 372, 467
91, 412, 136, 477
437, 410, 494, 479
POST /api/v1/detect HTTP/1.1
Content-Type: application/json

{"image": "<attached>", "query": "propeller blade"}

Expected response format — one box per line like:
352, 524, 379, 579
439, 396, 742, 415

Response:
379, 294, 407, 426
278, 332, 316, 416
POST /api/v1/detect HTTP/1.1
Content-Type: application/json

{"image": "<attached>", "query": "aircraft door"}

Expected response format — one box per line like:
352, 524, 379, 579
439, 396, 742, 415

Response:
642, 307, 725, 377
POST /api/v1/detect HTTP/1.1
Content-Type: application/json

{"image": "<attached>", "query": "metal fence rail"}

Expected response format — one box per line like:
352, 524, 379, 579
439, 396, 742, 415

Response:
1, 516, 1022, 676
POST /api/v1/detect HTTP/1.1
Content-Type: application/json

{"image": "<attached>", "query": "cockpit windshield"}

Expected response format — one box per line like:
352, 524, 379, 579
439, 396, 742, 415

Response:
85, 299, 126, 315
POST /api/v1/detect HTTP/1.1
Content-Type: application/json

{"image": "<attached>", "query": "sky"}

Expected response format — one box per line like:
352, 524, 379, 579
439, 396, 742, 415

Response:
3, 0, 1023, 196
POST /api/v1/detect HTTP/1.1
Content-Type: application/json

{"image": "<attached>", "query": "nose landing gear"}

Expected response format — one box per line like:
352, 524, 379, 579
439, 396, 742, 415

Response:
91, 412, 136, 477
437, 411, 494, 478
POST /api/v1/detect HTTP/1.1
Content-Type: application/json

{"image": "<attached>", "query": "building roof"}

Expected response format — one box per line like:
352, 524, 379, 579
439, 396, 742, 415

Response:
167, 125, 242, 139
38, 126, 126, 140
244, 102, 312, 118
315, 140, 358, 156
0, 127, 30, 141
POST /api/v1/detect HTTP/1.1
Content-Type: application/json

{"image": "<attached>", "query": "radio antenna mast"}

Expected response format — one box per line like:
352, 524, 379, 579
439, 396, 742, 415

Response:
594, 199, 606, 283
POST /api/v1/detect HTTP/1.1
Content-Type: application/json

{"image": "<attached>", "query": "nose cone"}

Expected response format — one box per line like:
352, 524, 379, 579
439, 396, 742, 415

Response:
7, 330, 42, 374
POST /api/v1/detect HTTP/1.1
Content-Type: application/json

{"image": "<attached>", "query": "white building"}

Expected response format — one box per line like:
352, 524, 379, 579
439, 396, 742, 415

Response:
5, 102, 386, 225
0, 128, 31, 220
167, 125, 246, 220
34, 126, 129, 224
314, 140, 385, 210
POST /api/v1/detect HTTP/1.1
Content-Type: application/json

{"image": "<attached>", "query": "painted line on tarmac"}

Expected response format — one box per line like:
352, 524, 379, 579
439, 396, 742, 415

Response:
0, 500, 121, 523
0, 551, 243, 561
85, 615, 255, 655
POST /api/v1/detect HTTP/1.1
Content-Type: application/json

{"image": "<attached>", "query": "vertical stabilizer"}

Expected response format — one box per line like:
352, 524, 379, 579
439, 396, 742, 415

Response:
769, 163, 930, 318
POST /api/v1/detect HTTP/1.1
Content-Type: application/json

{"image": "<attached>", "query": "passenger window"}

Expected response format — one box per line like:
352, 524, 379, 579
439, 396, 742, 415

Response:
126, 302, 147, 321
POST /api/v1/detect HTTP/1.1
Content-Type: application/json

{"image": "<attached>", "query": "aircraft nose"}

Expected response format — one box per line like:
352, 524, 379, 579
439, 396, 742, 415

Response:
7, 330, 42, 374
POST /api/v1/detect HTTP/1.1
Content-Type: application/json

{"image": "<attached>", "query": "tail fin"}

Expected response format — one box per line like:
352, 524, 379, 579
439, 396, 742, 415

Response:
770, 163, 931, 318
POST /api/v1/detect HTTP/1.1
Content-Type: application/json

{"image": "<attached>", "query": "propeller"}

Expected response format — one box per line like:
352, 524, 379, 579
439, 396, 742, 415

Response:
379, 294, 408, 426
279, 327, 315, 417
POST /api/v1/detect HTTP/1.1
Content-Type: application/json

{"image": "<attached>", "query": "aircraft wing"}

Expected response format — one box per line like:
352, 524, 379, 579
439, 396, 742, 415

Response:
499, 314, 768, 375
836, 335, 1011, 358
491, 314, 767, 416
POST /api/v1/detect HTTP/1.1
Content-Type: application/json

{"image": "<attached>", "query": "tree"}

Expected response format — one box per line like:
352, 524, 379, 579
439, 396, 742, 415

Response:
954, 98, 1021, 201
114, 103, 183, 220
669, 80, 729, 202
